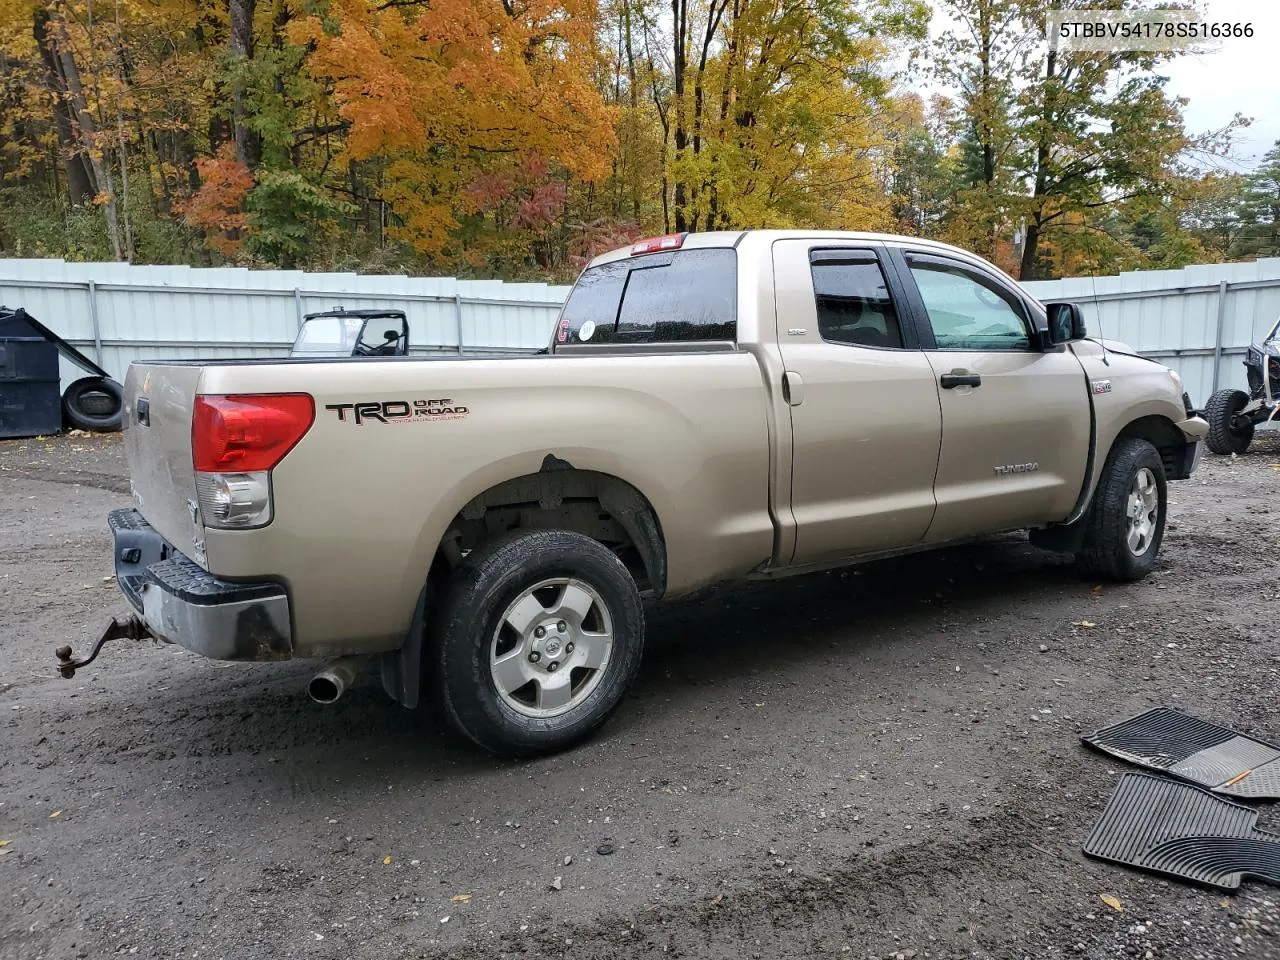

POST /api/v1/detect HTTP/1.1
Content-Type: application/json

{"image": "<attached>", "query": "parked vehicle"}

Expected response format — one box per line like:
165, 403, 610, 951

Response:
64, 230, 1208, 757
1203, 313, 1280, 454
290, 307, 409, 358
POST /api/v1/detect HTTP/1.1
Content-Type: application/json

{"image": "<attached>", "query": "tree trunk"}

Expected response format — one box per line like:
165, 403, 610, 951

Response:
229, 0, 260, 170
116, 109, 135, 260
1020, 216, 1043, 280
49, 14, 123, 257
1020, 39, 1057, 280
671, 0, 688, 231
32, 9, 95, 205
623, 1, 640, 225
978, 3, 994, 186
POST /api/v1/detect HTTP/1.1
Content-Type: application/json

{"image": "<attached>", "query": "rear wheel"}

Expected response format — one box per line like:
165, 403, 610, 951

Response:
1075, 438, 1167, 582
1204, 388, 1253, 455
430, 529, 645, 757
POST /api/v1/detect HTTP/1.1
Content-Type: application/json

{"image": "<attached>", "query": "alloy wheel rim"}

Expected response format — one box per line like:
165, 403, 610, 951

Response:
1125, 467, 1159, 556
489, 577, 614, 719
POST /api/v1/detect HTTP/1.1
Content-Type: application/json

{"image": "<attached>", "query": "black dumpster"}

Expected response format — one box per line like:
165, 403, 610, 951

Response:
0, 306, 124, 436
0, 307, 62, 439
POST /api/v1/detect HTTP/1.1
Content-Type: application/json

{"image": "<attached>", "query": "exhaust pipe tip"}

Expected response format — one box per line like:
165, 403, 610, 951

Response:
308, 656, 365, 704
308, 674, 344, 704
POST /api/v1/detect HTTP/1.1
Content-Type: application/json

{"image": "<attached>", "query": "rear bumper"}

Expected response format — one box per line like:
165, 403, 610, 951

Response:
109, 508, 293, 661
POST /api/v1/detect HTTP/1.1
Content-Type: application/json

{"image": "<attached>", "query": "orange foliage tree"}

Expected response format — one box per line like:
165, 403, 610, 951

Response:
292, 0, 616, 266
179, 144, 253, 257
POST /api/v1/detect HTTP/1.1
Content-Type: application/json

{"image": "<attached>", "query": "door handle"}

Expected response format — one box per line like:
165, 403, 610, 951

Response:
940, 372, 981, 389
783, 371, 804, 406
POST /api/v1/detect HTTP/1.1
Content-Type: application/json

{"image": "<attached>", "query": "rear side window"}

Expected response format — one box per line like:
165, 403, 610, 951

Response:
557, 248, 737, 346
809, 252, 904, 349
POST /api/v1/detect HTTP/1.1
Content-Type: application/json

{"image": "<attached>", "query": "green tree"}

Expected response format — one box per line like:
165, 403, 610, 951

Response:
1230, 141, 1280, 259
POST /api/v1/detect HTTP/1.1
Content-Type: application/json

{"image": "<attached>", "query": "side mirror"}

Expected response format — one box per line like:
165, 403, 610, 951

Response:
1044, 302, 1087, 346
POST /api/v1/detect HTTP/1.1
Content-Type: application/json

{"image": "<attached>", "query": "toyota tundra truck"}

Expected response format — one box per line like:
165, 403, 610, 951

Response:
62, 230, 1209, 757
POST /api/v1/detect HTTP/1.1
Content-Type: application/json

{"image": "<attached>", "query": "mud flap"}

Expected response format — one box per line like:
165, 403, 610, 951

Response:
1028, 514, 1089, 554
380, 585, 427, 709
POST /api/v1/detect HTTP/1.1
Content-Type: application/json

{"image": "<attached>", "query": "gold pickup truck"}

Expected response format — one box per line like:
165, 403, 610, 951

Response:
74, 230, 1208, 756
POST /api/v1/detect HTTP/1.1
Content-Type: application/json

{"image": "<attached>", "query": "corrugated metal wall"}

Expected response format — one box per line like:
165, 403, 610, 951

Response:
0, 259, 572, 390
1022, 258, 1280, 407
2, 255, 1279, 409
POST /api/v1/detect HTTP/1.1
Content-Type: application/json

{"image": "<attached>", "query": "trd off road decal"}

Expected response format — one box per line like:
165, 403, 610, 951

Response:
325, 399, 469, 425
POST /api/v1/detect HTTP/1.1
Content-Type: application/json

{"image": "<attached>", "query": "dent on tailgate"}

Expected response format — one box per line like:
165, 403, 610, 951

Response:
123, 363, 206, 564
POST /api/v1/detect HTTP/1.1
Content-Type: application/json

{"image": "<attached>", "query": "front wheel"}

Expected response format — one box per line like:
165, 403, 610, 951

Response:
1204, 388, 1253, 455
1075, 438, 1167, 582
430, 529, 645, 757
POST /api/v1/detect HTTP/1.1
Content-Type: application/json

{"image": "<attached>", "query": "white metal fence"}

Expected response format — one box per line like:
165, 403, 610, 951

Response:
0, 259, 571, 391
2, 255, 1279, 408
1022, 258, 1280, 408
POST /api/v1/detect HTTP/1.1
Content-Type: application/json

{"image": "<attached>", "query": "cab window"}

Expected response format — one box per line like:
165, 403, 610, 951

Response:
809, 251, 905, 349
908, 260, 1031, 351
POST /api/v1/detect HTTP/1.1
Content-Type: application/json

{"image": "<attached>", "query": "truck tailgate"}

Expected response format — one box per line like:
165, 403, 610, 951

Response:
122, 362, 206, 565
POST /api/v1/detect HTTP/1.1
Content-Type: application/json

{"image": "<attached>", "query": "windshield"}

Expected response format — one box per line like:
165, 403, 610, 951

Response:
292, 316, 365, 355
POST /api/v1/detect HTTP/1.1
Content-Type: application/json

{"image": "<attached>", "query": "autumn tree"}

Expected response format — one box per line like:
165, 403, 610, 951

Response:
929, 0, 1023, 258
884, 93, 961, 238
1011, 0, 1197, 278
639, 0, 927, 234
0, 0, 1259, 277
291, 0, 616, 271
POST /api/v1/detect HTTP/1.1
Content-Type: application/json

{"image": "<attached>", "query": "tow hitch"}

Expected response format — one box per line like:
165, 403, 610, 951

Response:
55, 615, 153, 678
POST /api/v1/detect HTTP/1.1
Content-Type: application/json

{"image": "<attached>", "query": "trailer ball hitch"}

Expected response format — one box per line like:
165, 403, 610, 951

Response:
55, 615, 152, 678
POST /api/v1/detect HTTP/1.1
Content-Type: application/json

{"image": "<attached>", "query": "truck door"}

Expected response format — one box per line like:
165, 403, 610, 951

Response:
889, 247, 1091, 542
771, 239, 942, 566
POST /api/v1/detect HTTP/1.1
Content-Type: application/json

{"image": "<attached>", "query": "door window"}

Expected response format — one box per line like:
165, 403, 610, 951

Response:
810, 252, 905, 349
908, 261, 1031, 351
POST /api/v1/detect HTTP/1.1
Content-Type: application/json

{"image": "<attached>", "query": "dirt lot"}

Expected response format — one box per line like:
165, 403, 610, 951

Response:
3, 431, 1280, 960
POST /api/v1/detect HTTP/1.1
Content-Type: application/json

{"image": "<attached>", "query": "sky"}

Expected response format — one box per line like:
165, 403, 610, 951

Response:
1157, 0, 1280, 170
916, 0, 1279, 172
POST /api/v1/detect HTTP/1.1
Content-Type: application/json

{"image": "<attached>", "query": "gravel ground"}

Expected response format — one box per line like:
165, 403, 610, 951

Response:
2, 430, 1280, 960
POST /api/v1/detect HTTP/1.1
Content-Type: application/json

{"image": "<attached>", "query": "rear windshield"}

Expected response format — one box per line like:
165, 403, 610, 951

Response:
556, 248, 737, 346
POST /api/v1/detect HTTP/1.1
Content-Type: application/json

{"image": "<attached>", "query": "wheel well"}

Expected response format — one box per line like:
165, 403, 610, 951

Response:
1114, 416, 1187, 479
432, 459, 667, 597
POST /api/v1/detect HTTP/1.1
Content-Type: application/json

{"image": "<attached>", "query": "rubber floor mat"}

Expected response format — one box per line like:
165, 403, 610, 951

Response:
1083, 773, 1280, 891
1081, 706, 1280, 800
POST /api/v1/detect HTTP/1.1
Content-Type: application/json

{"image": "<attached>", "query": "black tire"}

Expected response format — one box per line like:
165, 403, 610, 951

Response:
61, 376, 124, 432
430, 529, 645, 757
1204, 388, 1253, 455
1075, 438, 1167, 582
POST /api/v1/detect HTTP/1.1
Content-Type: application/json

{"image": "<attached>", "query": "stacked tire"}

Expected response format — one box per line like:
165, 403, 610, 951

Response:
61, 376, 125, 432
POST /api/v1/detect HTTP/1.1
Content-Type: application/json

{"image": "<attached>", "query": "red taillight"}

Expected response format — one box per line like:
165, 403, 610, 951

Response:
192, 394, 315, 472
630, 233, 686, 255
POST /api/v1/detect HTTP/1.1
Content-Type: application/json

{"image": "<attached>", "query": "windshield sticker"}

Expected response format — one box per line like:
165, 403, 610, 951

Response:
578, 320, 596, 342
